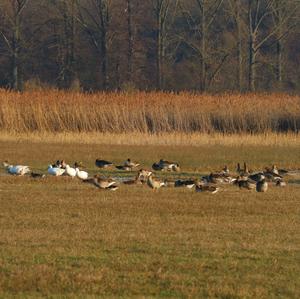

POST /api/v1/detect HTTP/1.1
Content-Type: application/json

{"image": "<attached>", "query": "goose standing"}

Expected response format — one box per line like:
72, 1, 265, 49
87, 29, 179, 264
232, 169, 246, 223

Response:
3, 161, 30, 176
137, 169, 152, 183
146, 173, 166, 190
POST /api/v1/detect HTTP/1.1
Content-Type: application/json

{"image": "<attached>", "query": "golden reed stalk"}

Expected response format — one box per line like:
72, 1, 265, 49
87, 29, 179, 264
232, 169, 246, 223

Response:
0, 89, 299, 134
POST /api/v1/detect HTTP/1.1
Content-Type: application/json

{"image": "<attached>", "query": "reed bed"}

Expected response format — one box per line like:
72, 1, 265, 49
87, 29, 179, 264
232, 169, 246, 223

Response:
0, 89, 299, 134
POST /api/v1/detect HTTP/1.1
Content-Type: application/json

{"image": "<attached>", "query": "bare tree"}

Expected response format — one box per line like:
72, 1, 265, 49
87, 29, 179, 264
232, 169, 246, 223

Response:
228, 0, 245, 92
51, 0, 78, 88
179, 0, 226, 91
126, 0, 133, 83
246, 0, 299, 91
270, 0, 299, 89
76, 0, 111, 89
0, 0, 29, 90
152, 0, 172, 89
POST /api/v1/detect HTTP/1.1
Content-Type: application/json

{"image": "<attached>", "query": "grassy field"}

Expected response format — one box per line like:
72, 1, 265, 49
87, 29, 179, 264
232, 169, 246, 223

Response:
0, 134, 300, 298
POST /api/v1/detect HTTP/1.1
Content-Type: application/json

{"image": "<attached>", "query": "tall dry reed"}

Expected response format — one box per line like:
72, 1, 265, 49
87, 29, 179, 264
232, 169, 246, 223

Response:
0, 89, 299, 134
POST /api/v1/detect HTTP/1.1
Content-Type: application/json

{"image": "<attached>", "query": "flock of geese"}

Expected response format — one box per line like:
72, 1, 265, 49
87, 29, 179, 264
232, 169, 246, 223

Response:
2, 158, 292, 194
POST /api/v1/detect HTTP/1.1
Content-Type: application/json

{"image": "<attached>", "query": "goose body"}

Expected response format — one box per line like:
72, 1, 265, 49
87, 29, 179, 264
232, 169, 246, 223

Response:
116, 165, 132, 171
30, 172, 45, 179
3, 162, 30, 176
65, 165, 77, 177
203, 172, 234, 184
95, 159, 113, 168
137, 169, 152, 183
248, 172, 265, 182
48, 165, 65, 176
236, 179, 256, 190
256, 179, 268, 192
275, 179, 287, 187
76, 168, 88, 180
124, 158, 140, 169
159, 159, 180, 171
84, 175, 119, 190
152, 159, 180, 172
175, 179, 195, 189
195, 183, 219, 194
95, 176, 119, 190
147, 174, 166, 189
123, 173, 142, 185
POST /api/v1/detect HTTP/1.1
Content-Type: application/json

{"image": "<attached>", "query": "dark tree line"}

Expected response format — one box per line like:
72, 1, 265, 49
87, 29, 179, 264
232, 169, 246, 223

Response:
0, 0, 299, 92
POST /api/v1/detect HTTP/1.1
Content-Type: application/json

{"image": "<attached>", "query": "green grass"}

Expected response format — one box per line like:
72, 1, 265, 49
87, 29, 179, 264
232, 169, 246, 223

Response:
0, 140, 300, 298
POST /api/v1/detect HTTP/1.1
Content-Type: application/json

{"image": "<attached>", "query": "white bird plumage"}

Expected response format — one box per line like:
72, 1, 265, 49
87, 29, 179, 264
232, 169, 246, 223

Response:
76, 167, 88, 180
48, 165, 65, 176
65, 164, 76, 177
3, 161, 30, 176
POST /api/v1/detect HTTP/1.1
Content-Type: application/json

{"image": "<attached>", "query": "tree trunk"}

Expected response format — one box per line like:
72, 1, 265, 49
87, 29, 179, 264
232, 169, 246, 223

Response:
156, 1, 161, 89
236, 0, 243, 92
248, 1, 256, 92
275, 9, 283, 90
201, 2, 206, 91
127, 0, 133, 83
101, 30, 108, 90
12, 12, 21, 91
99, 0, 108, 90
248, 33, 256, 92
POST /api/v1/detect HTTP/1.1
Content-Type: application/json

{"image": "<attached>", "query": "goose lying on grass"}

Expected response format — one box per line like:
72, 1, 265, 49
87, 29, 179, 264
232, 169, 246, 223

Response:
195, 182, 219, 194
84, 175, 119, 190
48, 165, 65, 176
75, 167, 88, 180
3, 161, 30, 176
95, 159, 113, 168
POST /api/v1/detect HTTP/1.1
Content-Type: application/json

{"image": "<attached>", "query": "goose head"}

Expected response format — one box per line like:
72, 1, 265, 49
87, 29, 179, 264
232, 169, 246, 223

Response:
3, 161, 10, 168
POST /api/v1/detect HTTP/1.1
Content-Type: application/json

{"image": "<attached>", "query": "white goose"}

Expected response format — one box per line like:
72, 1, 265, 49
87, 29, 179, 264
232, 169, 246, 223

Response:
75, 167, 88, 180
65, 164, 76, 177
48, 165, 65, 176
3, 161, 30, 176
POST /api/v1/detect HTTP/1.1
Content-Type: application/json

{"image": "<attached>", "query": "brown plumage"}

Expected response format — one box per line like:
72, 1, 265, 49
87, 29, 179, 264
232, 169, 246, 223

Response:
147, 174, 166, 190
256, 179, 268, 192
83, 175, 119, 190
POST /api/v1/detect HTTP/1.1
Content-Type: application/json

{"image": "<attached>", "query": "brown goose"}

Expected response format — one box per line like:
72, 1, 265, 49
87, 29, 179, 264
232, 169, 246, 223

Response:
256, 179, 268, 192
195, 183, 219, 194
123, 173, 143, 185
234, 177, 256, 190
146, 173, 166, 190
137, 169, 152, 183
84, 175, 119, 190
